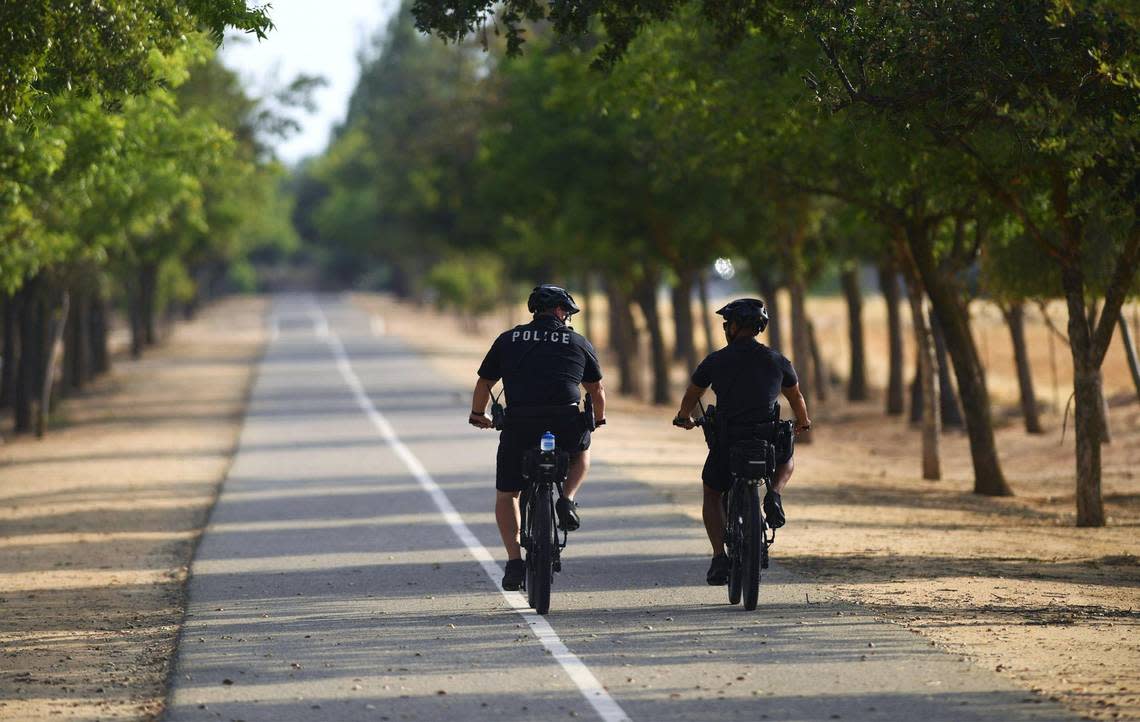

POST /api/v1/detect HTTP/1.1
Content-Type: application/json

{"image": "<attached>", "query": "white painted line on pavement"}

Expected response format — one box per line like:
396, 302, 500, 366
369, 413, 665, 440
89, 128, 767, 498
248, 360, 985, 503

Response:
313, 313, 330, 339
313, 303, 631, 722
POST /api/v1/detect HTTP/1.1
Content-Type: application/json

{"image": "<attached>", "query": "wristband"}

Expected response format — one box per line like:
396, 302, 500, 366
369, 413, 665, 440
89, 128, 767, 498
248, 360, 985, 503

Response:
595, 418, 606, 427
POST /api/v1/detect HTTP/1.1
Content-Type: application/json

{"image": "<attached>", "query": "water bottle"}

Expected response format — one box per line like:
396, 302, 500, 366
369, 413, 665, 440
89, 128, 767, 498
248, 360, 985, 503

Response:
540, 431, 556, 451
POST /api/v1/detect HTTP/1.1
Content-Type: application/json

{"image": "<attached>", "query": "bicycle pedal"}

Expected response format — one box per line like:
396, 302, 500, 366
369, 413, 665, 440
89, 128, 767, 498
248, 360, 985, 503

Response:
552, 560, 562, 572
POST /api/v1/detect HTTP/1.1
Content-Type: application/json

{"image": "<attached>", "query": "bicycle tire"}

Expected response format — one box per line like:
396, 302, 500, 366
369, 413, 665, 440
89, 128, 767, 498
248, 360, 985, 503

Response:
526, 486, 554, 614
726, 490, 742, 605
742, 484, 762, 611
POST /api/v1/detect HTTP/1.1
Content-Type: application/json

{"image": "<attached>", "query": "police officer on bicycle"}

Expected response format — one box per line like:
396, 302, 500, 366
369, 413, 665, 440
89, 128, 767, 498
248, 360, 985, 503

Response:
672, 298, 811, 585
469, 285, 606, 591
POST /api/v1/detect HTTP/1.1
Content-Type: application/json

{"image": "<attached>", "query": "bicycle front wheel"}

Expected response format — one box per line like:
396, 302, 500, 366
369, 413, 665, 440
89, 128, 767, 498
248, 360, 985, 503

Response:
741, 484, 762, 611
526, 487, 554, 615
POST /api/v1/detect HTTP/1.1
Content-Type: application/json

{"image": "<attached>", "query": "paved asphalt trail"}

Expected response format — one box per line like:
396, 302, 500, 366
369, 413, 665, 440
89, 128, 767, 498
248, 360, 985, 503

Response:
166, 294, 1070, 722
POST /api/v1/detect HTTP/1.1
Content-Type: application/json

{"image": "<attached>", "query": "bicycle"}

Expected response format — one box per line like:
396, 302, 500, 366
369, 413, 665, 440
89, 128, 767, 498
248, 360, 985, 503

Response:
518, 433, 569, 615
690, 408, 784, 611
724, 438, 778, 610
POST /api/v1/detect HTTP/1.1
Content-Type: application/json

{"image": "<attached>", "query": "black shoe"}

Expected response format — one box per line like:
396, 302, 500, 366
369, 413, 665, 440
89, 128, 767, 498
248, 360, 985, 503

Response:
764, 491, 786, 529
502, 559, 525, 591
556, 497, 580, 531
706, 553, 730, 585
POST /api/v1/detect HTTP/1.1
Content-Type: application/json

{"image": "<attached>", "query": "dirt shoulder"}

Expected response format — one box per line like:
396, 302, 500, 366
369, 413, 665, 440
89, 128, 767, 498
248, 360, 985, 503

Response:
0, 296, 266, 721
354, 292, 1140, 722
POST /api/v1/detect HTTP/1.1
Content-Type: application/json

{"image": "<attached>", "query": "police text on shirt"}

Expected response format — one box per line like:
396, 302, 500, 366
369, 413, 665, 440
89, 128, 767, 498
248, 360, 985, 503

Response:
512, 330, 572, 344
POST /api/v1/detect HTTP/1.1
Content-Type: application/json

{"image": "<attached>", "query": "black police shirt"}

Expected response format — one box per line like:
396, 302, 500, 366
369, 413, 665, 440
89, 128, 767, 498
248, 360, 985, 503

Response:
477, 315, 603, 407
691, 338, 798, 423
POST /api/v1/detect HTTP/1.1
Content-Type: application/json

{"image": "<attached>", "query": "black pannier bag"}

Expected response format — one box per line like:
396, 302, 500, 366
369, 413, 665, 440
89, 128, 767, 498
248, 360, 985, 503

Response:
729, 438, 775, 483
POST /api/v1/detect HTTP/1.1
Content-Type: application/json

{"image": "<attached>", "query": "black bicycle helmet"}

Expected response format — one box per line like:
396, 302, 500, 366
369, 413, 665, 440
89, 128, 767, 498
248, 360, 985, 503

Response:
716, 298, 769, 333
527, 284, 580, 316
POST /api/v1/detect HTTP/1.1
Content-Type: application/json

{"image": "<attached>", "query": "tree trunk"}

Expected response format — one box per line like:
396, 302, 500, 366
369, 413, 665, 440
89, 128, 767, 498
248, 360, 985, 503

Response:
788, 275, 813, 444
128, 273, 144, 359
1085, 301, 1112, 444
671, 270, 699, 370
878, 260, 905, 415
140, 262, 158, 346
605, 279, 643, 399
807, 319, 828, 402
910, 367, 923, 425
0, 293, 17, 409
1048, 325, 1060, 411
635, 272, 671, 405
1072, 359, 1105, 526
1120, 314, 1140, 404
1003, 303, 1044, 433
930, 309, 964, 428
14, 279, 42, 434
63, 291, 78, 391
91, 291, 110, 375
697, 270, 715, 357
902, 269, 941, 480
904, 224, 1010, 496
1096, 369, 1111, 444
77, 289, 93, 384
64, 287, 92, 392
1056, 224, 1140, 525
840, 266, 867, 401
37, 292, 69, 437
757, 272, 783, 354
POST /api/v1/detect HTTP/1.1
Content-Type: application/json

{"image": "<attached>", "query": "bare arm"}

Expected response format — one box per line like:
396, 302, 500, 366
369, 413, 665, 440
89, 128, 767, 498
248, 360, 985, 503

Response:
781, 383, 812, 433
583, 380, 606, 424
672, 384, 708, 429
469, 377, 495, 428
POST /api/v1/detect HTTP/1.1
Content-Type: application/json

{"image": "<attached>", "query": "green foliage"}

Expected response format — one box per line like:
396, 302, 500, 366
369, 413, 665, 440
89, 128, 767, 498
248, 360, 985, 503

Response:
158, 256, 198, 306
425, 254, 505, 316
299, 3, 491, 294
318, 0, 1137, 325
225, 259, 260, 294
0, 0, 272, 121
410, 0, 776, 66
1, 15, 298, 308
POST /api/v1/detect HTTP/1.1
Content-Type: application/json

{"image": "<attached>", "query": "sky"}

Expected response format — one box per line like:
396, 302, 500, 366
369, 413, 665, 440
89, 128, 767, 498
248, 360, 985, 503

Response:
220, 1, 397, 165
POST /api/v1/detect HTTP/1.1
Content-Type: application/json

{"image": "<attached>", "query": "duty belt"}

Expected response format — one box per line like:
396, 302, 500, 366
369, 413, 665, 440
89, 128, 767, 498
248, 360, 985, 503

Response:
505, 404, 580, 419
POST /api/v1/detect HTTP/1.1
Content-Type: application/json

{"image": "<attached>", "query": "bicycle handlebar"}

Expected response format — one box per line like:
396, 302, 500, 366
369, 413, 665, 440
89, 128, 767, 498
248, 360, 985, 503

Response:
673, 416, 708, 428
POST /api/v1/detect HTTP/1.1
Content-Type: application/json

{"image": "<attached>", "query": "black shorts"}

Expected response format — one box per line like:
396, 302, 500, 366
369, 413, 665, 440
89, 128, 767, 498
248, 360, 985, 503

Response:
701, 421, 794, 493
495, 406, 591, 492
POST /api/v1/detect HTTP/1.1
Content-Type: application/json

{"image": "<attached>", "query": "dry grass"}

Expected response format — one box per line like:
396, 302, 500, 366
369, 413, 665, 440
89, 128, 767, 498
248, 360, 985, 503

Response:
0, 297, 266, 722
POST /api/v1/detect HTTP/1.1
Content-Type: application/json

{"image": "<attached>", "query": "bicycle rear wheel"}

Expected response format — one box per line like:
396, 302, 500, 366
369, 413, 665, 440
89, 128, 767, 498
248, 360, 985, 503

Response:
525, 487, 554, 614
726, 490, 743, 605
741, 484, 762, 611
